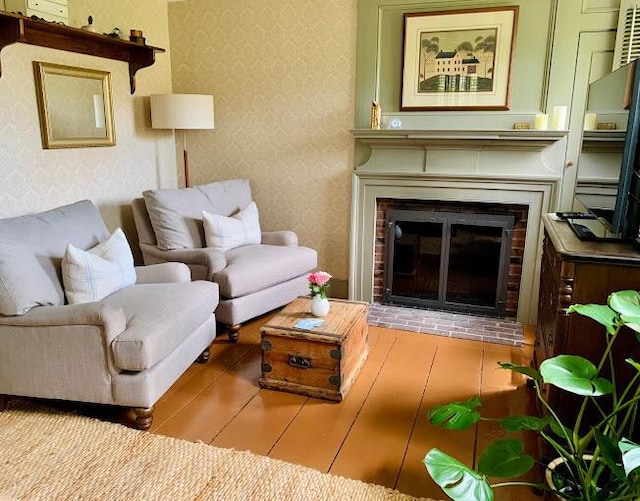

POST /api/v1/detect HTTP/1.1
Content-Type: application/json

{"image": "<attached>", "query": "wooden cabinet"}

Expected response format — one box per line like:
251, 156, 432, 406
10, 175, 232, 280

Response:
536, 215, 640, 426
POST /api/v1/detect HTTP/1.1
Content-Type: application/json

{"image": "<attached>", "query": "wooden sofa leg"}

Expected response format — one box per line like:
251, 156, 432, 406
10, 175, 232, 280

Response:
0, 395, 7, 412
123, 406, 154, 430
196, 347, 210, 364
227, 324, 241, 343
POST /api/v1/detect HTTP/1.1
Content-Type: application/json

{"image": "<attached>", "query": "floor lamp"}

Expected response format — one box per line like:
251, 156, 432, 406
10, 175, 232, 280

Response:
150, 94, 215, 187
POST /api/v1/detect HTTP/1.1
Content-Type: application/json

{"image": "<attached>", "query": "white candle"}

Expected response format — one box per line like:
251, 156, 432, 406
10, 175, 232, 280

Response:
534, 113, 548, 130
584, 113, 597, 130
552, 106, 568, 130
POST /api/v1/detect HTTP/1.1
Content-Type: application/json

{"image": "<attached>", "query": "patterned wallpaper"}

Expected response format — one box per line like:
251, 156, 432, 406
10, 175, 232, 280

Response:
0, 1, 175, 262
168, 0, 358, 280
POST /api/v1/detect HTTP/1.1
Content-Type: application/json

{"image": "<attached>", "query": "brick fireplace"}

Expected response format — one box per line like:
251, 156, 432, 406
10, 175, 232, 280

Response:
374, 199, 528, 319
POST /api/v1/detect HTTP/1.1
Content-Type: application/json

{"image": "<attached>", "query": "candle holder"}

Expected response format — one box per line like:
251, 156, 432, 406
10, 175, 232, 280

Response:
551, 106, 568, 130
534, 113, 548, 130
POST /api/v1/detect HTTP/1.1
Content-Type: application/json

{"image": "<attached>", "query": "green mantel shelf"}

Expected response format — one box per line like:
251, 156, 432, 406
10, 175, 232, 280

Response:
351, 129, 569, 141
0, 11, 165, 93
351, 128, 569, 151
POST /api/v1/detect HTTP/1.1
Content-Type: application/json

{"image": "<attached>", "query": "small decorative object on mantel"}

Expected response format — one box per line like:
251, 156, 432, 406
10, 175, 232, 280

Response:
370, 101, 381, 129
388, 118, 402, 129
596, 121, 617, 130
583, 112, 597, 130
130, 29, 145, 45
105, 27, 122, 39
534, 113, 548, 130
80, 15, 96, 33
512, 122, 530, 130
308, 271, 332, 317
551, 105, 568, 130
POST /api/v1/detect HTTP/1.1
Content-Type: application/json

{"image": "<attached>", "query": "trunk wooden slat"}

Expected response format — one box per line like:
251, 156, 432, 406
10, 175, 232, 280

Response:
259, 298, 369, 402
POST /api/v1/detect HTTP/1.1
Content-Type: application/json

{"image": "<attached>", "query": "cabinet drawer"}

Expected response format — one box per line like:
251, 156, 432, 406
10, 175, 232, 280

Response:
27, 0, 68, 17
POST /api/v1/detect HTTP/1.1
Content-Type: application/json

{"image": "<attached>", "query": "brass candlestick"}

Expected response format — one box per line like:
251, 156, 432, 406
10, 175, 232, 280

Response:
370, 101, 381, 129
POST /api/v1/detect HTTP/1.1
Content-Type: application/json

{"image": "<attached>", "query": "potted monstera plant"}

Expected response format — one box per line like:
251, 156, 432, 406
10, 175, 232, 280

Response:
424, 290, 640, 500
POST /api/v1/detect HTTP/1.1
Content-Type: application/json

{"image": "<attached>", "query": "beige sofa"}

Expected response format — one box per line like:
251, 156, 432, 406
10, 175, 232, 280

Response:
0, 200, 219, 429
133, 179, 318, 341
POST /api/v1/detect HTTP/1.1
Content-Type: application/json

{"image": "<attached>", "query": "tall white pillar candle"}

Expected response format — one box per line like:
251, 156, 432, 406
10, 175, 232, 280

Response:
584, 113, 597, 130
552, 106, 568, 130
534, 113, 548, 130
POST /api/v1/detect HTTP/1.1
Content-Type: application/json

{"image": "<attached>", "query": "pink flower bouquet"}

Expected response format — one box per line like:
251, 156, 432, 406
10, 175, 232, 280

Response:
308, 271, 332, 299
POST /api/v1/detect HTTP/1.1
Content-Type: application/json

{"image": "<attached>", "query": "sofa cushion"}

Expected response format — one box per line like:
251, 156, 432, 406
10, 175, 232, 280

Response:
62, 228, 137, 305
202, 202, 261, 252
214, 245, 317, 299
0, 200, 110, 309
0, 243, 60, 316
143, 179, 253, 251
107, 281, 219, 371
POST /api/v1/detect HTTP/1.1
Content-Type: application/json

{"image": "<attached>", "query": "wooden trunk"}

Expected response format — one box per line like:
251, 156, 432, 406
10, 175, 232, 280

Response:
259, 298, 369, 402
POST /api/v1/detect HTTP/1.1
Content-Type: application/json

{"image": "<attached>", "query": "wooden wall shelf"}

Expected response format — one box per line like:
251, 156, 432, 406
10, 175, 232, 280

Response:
0, 11, 165, 93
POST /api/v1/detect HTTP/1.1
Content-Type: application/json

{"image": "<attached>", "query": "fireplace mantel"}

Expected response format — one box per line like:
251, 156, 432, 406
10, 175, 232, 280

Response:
349, 128, 567, 325
352, 128, 568, 150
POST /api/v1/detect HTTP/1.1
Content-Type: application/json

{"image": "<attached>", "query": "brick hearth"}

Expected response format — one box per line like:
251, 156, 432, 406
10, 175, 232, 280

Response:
367, 302, 524, 346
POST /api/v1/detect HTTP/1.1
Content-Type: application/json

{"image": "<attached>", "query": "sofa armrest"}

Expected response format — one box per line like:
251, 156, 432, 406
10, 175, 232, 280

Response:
0, 303, 127, 403
139, 243, 227, 279
261, 231, 298, 247
0, 302, 127, 343
135, 263, 191, 284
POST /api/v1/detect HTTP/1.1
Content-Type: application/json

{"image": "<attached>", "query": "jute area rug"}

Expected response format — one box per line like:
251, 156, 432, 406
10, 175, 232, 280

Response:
0, 400, 434, 501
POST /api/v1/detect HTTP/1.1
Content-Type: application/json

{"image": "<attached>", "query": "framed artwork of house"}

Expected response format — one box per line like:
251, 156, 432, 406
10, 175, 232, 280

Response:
401, 6, 519, 111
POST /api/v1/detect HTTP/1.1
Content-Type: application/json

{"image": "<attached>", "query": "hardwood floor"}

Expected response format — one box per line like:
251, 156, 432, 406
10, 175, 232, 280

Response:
151, 316, 541, 501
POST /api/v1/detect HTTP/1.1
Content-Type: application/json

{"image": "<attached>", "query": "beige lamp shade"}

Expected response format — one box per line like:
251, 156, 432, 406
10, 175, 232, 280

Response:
150, 94, 215, 130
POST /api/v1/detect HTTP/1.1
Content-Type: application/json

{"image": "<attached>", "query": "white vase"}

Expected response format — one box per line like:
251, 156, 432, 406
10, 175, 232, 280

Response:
310, 295, 330, 317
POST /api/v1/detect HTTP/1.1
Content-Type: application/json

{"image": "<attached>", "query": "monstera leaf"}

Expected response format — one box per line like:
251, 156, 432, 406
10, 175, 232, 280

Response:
619, 438, 640, 477
428, 396, 483, 430
540, 355, 613, 396
498, 362, 541, 381
594, 430, 627, 481
424, 448, 494, 501
477, 439, 535, 478
567, 303, 619, 335
609, 290, 640, 333
626, 358, 640, 374
500, 415, 549, 432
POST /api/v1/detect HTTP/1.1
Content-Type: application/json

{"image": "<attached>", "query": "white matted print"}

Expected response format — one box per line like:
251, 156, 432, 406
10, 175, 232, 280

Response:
401, 7, 518, 111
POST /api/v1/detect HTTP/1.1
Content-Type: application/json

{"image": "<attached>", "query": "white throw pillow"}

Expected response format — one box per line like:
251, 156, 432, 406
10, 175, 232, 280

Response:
202, 202, 261, 252
0, 242, 60, 316
62, 228, 137, 305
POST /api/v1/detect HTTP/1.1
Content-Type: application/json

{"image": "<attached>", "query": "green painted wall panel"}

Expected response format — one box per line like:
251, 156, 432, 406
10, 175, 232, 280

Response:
357, 0, 554, 128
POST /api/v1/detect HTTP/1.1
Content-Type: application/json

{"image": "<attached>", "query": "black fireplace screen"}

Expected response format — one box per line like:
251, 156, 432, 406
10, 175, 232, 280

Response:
383, 209, 514, 317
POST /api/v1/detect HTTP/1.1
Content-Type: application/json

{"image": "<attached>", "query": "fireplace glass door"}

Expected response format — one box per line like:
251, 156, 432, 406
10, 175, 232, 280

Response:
383, 210, 514, 317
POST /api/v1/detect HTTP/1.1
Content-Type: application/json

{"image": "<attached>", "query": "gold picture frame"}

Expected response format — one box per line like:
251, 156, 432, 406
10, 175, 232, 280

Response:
401, 6, 518, 111
33, 62, 116, 148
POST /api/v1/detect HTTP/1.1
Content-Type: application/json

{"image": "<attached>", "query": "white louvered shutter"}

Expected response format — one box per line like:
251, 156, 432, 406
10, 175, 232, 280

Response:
614, 1, 640, 70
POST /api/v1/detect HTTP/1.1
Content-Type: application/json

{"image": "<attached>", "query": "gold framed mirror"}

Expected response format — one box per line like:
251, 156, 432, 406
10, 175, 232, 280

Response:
33, 62, 115, 149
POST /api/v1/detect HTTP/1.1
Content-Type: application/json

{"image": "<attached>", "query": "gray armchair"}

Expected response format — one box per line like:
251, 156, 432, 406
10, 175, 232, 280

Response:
0, 201, 219, 429
133, 179, 318, 341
